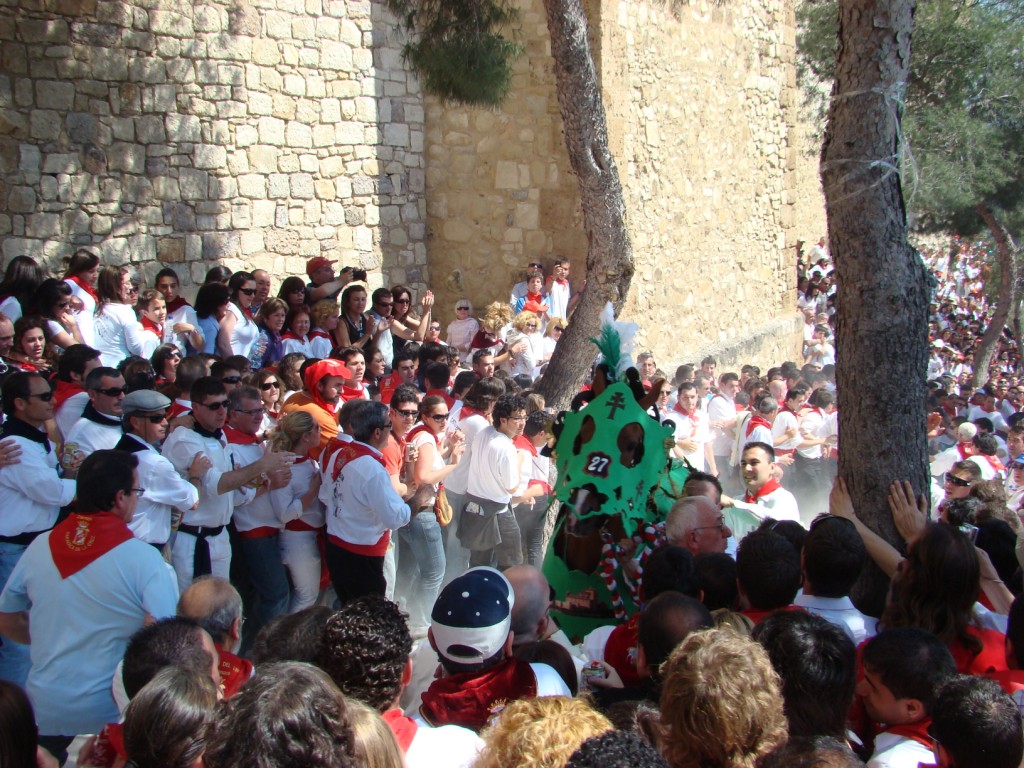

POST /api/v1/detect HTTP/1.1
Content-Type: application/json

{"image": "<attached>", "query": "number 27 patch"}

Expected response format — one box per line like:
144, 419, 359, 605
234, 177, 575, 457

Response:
583, 452, 612, 478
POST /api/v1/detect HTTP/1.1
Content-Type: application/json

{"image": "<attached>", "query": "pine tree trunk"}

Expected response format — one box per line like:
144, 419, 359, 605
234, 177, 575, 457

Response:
821, 0, 926, 615
534, 0, 635, 411
971, 205, 1017, 388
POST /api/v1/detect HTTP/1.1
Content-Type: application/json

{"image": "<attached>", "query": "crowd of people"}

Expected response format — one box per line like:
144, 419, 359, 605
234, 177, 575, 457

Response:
0, 239, 1021, 768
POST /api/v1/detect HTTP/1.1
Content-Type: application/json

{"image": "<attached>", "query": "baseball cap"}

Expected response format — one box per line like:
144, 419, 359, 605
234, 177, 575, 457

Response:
122, 389, 171, 417
430, 567, 514, 664
306, 256, 336, 276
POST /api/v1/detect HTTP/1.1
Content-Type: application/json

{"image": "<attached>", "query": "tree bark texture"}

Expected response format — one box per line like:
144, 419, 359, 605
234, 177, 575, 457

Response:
821, 0, 927, 615
534, 0, 635, 411
971, 205, 1018, 388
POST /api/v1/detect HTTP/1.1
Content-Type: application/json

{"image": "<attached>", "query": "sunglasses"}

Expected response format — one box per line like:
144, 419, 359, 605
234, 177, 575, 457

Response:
235, 406, 266, 416
377, 301, 393, 307
456, 306, 470, 311
138, 412, 168, 423
239, 288, 257, 296
260, 381, 280, 391
221, 376, 242, 384
126, 285, 140, 294
945, 473, 971, 487
95, 387, 127, 397
394, 409, 418, 418
199, 400, 229, 411
25, 390, 54, 402
428, 413, 450, 422
395, 298, 411, 304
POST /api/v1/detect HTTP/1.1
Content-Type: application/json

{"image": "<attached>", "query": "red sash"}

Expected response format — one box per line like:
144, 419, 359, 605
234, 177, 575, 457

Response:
329, 440, 386, 482
745, 414, 772, 437
140, 316, 163, 338
49, 512, 133, 579
426, 388, 455, 408
53, 379, 85, 409
215, 643, 254, 698
419, 657, 537, 732
165, 295, 190, 314
66, 274, 98, 302
223, 425, 261, 445
383, 709, 418, 753
744, 478, 782, 504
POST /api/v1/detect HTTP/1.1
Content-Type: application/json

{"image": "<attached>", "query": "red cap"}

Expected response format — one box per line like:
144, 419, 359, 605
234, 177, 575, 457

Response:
306, 257, 336, 277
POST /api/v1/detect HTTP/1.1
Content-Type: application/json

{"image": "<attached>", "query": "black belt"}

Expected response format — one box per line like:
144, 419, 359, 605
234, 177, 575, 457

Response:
177, 524, 226, 578
0, 529, 47, 546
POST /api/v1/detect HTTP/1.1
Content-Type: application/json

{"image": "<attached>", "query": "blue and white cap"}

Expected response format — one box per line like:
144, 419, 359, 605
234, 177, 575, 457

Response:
430, 566, 515, 664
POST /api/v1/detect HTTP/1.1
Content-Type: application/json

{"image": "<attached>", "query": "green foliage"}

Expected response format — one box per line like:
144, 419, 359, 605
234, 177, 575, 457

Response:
386, 0, 525, 107
798, 0, 1024, 234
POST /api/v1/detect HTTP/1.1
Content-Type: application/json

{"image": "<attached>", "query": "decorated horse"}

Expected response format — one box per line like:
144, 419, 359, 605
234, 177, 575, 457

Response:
541, 305, 690, 640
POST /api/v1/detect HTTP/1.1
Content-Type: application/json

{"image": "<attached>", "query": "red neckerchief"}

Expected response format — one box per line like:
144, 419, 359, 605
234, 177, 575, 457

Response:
426, 388, 455, 408
744, 478, 782, 504
780, 405, 800, 417
341, 384, 368, 402
406, 423, 440, 447
554, 278, 569, 287
514, 434, 537, 456
604, 614, 643, 688
49, 512, 133, 579
66, 274, 98, 302
140, 316, 163, 337
215, 643, 254, 698
956, 442, 977, 459
53, 379, 85, 409
330, 440, 385, 482
383, 709, 418, 753
525, 290, 544, 304
165, 295, 189, 314
281, 331, 308, 342
419, 657, 537, 732
739, 604, 804, 625
459, 405, 481, 422
223, 425, 261, 445
745, 414, 772, 437
672, 402, 700, 430
881, 718, 933, 750
309, 329, 331, 340
982, 454, 1005, 472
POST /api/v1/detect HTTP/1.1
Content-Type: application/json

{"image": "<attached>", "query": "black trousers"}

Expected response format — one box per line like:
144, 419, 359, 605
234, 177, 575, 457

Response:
325, 540, 386, 605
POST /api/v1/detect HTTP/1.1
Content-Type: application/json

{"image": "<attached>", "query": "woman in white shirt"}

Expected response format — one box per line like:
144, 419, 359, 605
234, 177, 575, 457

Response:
93, 265, 147, 367
505, 310, 545, 381
34, 278, 84, 353
63, 248, 100, 346
0, 256, 44, 324
217, 271, 260, 359
155, 267, 204, 355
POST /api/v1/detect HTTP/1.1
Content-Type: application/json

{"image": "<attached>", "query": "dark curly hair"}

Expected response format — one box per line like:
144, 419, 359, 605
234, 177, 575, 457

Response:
204, 662, 355, 768
317, 595, 412, 712
565, 730, 668, 768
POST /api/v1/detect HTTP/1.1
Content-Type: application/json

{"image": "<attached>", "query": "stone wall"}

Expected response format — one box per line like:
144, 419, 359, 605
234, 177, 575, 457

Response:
425, 0, 822, 370
0, 0, 426, 294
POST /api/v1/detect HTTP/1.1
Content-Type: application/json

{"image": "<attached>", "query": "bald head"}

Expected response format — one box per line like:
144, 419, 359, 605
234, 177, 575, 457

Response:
666, 496, 731, 555
505, 565, 551, 646
768, 380, 786, 402
177, 576, 243, 650
638, 592, 713, 678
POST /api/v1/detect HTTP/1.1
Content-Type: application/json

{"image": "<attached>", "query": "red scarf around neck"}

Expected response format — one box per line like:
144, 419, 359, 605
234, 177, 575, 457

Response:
419, 657, 537, 732
66, 274, 98, 302
881, 718, 933, 750
746, 414, 772, 437
382, 709, 418, 753
223, 425, 261, 445
744, 478, 782, 504
49, 512, 133, 579
53, 379, 85, 409
165, 295, 189, 314
956, 442, 978, 459
673, 402, 700, 430
406, 423, 440, 448
140, 316, 163, 337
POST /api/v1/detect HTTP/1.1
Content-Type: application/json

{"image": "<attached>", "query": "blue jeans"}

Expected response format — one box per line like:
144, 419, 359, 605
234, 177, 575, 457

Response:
398, 510, 446, 631
0, 541, 30, 687
237, 535, 290, 648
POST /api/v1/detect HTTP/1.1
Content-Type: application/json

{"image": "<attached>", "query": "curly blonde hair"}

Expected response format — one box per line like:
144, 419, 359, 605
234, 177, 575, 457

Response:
480, 301, 512, 333
512, 310, 540, 334
310, 299, 340, 328
473, 697, 611, 768
658, 628, 787, 768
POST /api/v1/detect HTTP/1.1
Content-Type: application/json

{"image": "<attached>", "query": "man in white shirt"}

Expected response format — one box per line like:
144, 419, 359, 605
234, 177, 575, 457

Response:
63, 366, 125, 459
322, 400, 430, 605
546, 258, 576, 319
726, 442, 801, 525
0, 372, 78, 686
53, 344, 102, 441
463, 394, 528, 569
114, 389, 207, 549
162, 376, 293, 592
793, 515, 877, 643
708, 373, 741, 492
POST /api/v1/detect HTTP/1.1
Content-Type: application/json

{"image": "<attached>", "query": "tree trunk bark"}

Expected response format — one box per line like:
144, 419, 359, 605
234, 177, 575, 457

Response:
971, 205, 1017, 388
534, 0, 635, 411
821, 0, 926, 616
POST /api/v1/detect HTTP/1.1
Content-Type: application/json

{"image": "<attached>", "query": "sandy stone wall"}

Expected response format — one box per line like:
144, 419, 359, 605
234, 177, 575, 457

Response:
0, 0, 426, 293
425, 0, 823, 369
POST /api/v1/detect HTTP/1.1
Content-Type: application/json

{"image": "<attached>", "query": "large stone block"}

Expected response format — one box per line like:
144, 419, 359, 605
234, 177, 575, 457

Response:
194, 144, 227, 169
8, 185, 36, 213
258, 116, 285, 145
178, 168, 209, 200
320, 40, 352, 71
165, 113, 200, 142
29, 110, 61, 140
206, 34, 252, 61
149, 10, 193, 37
18, 19, 69, 44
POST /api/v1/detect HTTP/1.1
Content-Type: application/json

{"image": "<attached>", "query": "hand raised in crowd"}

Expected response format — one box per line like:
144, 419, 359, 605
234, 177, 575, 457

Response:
887, 479, 928, 541
259, 443, 296, 473
421, 290, 434, 310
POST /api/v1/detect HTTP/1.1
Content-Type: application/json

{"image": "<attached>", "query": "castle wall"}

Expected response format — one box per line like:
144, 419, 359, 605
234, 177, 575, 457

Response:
0, 0, 426, 293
